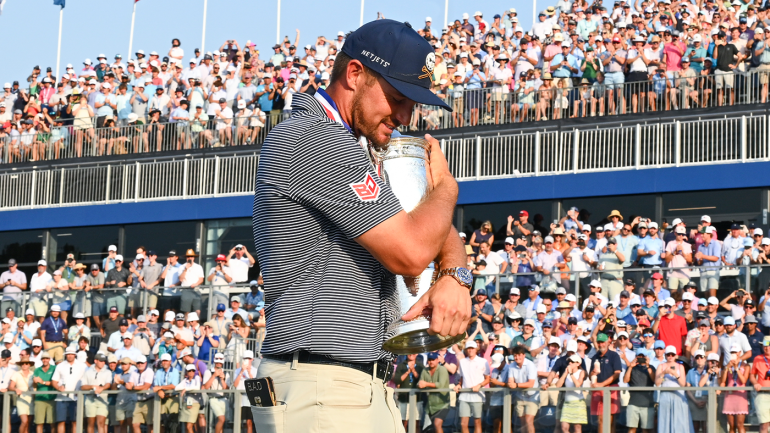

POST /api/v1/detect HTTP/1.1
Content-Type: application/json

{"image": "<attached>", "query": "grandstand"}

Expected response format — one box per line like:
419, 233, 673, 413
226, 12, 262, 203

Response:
1, 2, 770, 433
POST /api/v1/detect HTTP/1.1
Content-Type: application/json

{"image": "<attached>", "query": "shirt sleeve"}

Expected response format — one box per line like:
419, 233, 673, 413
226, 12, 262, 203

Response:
288, 123, 404, 239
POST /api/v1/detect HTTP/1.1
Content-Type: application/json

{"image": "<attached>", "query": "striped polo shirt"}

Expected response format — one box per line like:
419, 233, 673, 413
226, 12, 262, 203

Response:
253, 92, 403, 363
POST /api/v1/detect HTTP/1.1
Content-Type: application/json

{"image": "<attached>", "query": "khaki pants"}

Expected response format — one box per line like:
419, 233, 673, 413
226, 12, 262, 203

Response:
254, 357, 404, 433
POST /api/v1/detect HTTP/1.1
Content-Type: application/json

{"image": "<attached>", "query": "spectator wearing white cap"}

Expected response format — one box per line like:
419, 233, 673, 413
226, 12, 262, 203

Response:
52, 346, 87, 429
29, 260, 52, 320
202, 353, 229, 433
231, 349, 259, 433
537, 336, 563, 406
227, 243, 255, 285
115, 332, 142, 364
454, 340, 490, 432
1, 333, 20, 364
151, 353, 181, 425
1, 258, 27, 316
505, 344, 538, 430
112, 356, 138, 432
582, 279, 609, 317
103, 245, 118, 273
131, 315, 156, 359
654, 345, 693, 433
534, 236, 567, 290
562, 234, 599, 297
18, 309, 39, 350
39, 304, 67, 362
127, 354, 154, 432
105, 254, 132, 315
720, 343, 751, 428
664, 225, 693, 292
718, 316, 752, 366
67, 312, 91, 346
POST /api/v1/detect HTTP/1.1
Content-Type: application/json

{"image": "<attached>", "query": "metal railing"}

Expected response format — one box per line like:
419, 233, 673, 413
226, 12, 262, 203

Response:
0, 388, 249, 433
0, 112, 289, 164
0, 385, 758, 433
0, 151, 258, 210
440, 112, 768, 181
409, 68, 770, 131
472, 262, 770, 301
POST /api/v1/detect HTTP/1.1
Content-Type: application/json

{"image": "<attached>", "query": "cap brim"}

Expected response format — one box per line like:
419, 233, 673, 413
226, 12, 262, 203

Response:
381, 75, 452, 112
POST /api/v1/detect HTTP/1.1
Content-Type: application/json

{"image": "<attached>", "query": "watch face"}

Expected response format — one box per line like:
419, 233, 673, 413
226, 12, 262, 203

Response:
456, 267, 473, 285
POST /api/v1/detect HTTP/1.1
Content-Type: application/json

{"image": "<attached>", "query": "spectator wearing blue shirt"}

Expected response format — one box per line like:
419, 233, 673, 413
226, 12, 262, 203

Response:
152, 353, 180, 405
256, 76, 276, 113
583, 225, 597, 249
685, 35, 707, 73
472, 289, 496, 334
616, 222, 640, 268
196, 323, 220, 362
695, 227, 722, 297
94, 82, 117, 128
637, 222, 665, 266
243, 282, 265, 317
550, 42, 579, 88
721, 223, 747, 266
464, 59, 486, 126
637, 222, 665, 284
103, 245, 117, 272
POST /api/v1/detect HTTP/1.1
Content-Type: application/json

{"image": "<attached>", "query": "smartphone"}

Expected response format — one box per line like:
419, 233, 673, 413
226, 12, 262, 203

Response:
245, 377, 276, 407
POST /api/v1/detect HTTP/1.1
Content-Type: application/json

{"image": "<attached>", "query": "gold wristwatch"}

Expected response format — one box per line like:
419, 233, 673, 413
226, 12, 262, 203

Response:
434, 267, 473, 290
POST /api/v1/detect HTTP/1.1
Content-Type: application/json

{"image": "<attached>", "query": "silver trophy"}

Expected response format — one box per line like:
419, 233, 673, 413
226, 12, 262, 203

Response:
376, 134, 465, 355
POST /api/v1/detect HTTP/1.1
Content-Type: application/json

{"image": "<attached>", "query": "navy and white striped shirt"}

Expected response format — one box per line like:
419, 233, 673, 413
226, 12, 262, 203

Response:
253, 92, 403, 362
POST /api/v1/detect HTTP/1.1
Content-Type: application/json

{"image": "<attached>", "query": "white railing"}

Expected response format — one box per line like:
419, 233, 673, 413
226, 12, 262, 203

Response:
442, 112, 768, 180
0, 153, 258, 210
1, 112, 769, 212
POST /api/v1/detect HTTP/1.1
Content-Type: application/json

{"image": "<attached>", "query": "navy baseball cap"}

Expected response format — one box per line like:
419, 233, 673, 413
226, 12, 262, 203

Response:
341, 19, 451, 111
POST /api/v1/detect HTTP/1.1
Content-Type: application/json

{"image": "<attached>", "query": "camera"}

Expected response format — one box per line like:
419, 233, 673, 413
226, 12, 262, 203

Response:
518, 253, 527, 259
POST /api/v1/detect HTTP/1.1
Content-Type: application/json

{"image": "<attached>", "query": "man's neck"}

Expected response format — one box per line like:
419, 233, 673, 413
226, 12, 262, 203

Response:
324, 83, 356, 136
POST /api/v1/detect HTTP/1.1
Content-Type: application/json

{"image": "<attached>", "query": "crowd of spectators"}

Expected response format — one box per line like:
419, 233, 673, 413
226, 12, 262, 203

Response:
1, 210, 770, 433
388, 209, 770, 432
414, 0, 770, 129
4, 0, 770, 161
0, 243, 266, 433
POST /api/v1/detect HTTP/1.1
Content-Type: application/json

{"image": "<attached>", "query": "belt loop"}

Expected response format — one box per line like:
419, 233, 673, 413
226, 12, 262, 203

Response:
291, 352, 299, 370
372, 361, 378, 381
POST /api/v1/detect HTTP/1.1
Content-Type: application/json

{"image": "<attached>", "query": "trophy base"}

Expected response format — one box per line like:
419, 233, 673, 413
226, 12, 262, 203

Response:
382, 316, 466, 355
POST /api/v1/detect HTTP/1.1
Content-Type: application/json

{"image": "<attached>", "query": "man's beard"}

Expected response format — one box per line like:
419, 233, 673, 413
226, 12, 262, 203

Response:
351, 88, 397, 151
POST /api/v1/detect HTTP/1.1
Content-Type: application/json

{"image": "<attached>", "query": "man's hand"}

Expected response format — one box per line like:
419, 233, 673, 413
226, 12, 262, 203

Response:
425, 134, 455, 191
401, 276, 471, 337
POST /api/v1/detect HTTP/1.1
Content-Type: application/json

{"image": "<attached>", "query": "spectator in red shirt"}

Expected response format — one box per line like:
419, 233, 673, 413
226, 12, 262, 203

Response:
653, 298, 688, 355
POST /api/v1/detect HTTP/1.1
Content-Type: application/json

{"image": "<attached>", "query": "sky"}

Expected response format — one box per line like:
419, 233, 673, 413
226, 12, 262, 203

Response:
0, 0, 535, 85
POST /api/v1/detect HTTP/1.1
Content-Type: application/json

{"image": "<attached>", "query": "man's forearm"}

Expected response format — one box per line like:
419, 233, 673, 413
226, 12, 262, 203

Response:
435, 226, 467, 270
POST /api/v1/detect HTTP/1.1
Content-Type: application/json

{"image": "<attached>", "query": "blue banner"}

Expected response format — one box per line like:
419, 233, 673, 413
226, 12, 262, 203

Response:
53, 0, 64, 8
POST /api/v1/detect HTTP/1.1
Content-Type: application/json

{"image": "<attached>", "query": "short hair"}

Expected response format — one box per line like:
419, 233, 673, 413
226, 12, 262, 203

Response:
511, 345, 528, 356
329, 50, 379, 87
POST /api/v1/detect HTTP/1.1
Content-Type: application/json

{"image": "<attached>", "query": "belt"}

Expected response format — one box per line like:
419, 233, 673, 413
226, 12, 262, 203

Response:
263, 351, 394, 382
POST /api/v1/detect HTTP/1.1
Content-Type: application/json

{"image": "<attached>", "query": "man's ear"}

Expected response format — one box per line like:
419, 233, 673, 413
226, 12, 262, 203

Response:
344, 59, 367, 91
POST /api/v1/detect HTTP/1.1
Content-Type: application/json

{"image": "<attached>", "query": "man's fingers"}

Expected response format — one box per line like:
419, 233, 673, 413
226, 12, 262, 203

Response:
401, 298, 429, 323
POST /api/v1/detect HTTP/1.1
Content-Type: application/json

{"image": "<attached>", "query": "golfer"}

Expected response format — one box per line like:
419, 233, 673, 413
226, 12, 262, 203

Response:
252, 19, 471, 432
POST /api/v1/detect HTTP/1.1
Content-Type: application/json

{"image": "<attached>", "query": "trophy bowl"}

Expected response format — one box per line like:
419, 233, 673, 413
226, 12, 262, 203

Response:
377, 135, 465, 355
